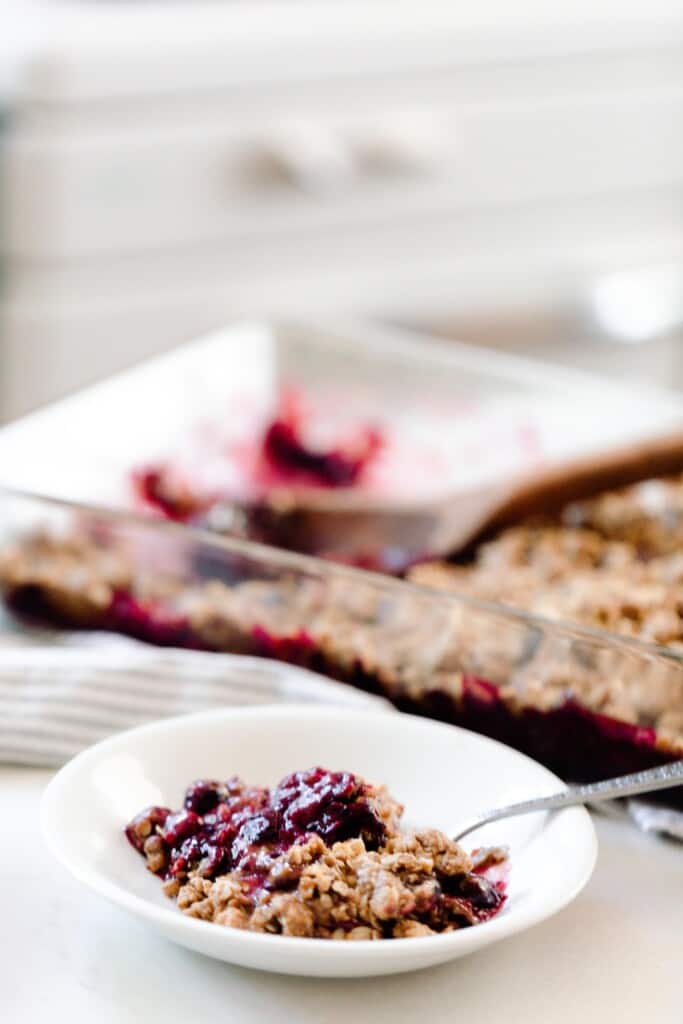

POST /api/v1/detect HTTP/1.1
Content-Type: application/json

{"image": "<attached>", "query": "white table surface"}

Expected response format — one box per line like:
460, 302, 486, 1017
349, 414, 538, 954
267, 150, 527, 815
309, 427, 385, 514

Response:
3, 766, 681, 1024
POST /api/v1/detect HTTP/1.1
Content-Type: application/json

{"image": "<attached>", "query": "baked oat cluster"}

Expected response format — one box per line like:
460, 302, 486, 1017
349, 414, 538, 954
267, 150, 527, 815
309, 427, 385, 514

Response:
409, 474, 683, 649
125, 768, 506, 939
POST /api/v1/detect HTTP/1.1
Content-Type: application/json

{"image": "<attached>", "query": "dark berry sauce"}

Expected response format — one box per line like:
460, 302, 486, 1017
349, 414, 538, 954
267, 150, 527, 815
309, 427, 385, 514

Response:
131, 467, 208, 523
125, 768, 387, 884
261, 417, 382, 488
440, 871, 506, 924
132, 402, 383, 527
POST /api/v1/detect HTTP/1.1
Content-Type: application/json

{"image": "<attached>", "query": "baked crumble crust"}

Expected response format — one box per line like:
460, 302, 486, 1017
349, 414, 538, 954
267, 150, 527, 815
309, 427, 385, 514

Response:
3, 523, 683, 751
4, 473, 683, 784
177, 830, 484, 939
2, 516, 683, 763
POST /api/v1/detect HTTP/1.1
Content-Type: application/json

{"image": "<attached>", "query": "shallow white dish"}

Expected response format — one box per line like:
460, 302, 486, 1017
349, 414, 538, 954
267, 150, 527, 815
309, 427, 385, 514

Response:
42, 705, 597, 977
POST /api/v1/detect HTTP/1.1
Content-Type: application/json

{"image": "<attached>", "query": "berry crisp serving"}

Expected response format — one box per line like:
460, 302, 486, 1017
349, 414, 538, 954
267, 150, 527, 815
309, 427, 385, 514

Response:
125, 767, 507, 940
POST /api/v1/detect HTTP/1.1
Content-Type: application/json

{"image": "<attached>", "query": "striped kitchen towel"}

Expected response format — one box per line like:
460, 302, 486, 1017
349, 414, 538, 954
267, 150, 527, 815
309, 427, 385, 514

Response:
2, 629, 681, 841
0, 632, 388, 767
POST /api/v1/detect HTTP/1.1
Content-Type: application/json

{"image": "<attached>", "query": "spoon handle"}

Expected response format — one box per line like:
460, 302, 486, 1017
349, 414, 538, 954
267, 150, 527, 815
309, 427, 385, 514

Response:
453, 759, 683, 842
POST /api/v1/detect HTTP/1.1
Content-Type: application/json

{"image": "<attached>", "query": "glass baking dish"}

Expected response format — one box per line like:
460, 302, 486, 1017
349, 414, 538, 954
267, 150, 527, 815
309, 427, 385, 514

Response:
2, 488, 682, 806
2, 319, 683, 572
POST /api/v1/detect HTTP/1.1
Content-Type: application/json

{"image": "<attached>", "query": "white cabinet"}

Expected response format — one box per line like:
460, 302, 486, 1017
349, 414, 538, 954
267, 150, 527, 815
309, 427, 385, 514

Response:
3, 2, 683, 419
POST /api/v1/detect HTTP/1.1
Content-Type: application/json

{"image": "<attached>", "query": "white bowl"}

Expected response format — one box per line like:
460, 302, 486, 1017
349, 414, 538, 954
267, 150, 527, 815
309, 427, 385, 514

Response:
42, 704, 597, 977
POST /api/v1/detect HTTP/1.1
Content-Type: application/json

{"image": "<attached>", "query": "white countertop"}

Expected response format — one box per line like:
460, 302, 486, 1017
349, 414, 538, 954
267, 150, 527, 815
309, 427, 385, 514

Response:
4, 766, 681, 1023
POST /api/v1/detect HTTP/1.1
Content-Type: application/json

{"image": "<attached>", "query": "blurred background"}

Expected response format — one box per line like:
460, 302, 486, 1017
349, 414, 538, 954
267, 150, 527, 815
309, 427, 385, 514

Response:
2, 0, 683, 422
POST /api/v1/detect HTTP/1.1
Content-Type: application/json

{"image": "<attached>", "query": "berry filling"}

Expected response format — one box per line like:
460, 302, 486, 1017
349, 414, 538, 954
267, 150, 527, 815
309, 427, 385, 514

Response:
131, 467, 207, 522
132, 396, 384, 527
125, 768, 388, 885
261, 416, 382, 488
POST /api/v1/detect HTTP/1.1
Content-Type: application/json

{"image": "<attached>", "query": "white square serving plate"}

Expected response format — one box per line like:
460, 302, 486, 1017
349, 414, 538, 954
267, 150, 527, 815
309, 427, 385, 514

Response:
1, 318, 682, 511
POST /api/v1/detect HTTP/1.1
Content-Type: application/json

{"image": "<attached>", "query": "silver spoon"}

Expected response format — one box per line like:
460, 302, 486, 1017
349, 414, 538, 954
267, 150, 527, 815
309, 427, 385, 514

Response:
453, 760, 683, 842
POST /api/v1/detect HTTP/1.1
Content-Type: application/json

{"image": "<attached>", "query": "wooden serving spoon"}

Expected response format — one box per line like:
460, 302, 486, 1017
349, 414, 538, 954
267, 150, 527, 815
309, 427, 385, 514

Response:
243, 427, 683, 568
